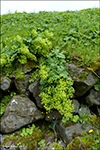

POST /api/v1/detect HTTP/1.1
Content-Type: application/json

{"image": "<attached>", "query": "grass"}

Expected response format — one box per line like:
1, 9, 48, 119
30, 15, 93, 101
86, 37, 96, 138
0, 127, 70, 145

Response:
0, 8, 100, 71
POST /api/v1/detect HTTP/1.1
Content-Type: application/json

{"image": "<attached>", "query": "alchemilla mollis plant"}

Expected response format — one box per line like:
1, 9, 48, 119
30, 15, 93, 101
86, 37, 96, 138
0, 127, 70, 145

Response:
22, 29, 53, 57
1, 35, 37, 68
0, 29, 53, 75
39, 48, 75, 122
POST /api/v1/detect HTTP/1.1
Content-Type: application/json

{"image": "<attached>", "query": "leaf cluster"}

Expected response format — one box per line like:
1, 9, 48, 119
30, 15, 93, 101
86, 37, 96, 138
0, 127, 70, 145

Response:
38, 139, 46, 147
20, 124, 36, 137
0, 35, 37, 68
29, 69, 39, 84
94, 81, 100, 91
1, 29, 53, 76
39, 48, 75, 120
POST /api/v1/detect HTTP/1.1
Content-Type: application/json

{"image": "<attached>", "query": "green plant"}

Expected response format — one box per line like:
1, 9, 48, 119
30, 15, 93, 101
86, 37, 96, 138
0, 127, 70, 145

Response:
87, 115, 100, 128
29, 69, 39, 83
15, 74, 25, 80
52, 141, 63, 150
0, 9, 100, 150
1, 8, 99, 72
81, 129, 100, 150
78, 112, 89, 124
71, 115, 80, 123
62, 111, 90, 124
62, 115, 80, 123
1, 35, 37, 68
23, 29, 53, 57
1, 123, 44, 149
17, 142, 22, 146
0, 94, 13, 116
48, 123, 54, 130
66, 116, 100, 150
1, 29, 54, 77
10, 92, 16, 97
94, 81, 100, 91
39, 48, 75, 122
0, 103, 6, 116
14, 67, 25, 80
38, 139, 46, 147
20, 123, 36, 137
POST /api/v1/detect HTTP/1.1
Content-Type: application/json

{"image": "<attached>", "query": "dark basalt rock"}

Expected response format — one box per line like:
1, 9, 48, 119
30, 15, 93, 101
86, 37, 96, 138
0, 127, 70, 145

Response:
66, 63, 98, 97
0, 76, 11, 91
0, 96, 44, 133
85, 89, 100, 106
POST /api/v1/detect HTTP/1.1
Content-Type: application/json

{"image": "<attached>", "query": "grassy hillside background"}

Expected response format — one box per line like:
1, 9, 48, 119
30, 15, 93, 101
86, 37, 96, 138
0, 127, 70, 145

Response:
0, 8, 100, 73
0, 8, 100, 150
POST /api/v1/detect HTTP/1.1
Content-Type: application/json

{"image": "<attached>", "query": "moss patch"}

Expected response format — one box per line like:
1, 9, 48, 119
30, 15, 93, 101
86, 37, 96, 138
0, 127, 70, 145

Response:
1, 124, 44, 150
19, 94, 27, 97
78, 71, 88, 81
14, 67, 25, 80
66, 115, 100, 150
1, 120, 60, 150
65, 137, 85, 150
15, 74, 25, 80
67, 66, 89, 81
0, 78, 3, 84
5, 77, 10, 80
26, 60, 39, 69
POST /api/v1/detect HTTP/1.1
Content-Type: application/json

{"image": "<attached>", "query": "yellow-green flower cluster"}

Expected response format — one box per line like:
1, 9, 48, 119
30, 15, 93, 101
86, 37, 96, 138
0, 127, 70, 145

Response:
18, 46, 37, 62
18, 55, 27, 64
33, 36, 52, 57
1, 53, 14, 67
0, 56, 7, 67
39, 65, 50, 80
31, 29, 38, 38
4, 37, 12, 46
44, 30, 53, 40
40, 78, 75, 118
1, 35, 37, 68
16, 35, 23, 43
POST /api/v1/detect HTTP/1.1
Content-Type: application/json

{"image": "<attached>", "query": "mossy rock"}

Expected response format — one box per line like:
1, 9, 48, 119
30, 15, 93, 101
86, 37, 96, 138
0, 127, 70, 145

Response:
1, 127, 44, 150
87, 115, 100, 128
0, 78, 3, 84
65, 136, 94, 150
15, 74, 25, 80
66, 115, 100, 150
5, 77, 10, 80
78, 71, 88, 81
19, 94, 27, 97
0, 75, 10, 84
65, 137, 85, 150
66, 63, 89, 81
